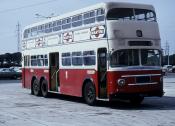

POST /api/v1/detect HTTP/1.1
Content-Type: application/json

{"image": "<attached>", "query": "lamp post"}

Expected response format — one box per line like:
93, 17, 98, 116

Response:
165, 41, 170, 65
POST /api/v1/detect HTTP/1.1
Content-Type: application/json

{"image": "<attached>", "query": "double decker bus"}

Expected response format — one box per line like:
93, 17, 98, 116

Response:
22, 2, 163, 105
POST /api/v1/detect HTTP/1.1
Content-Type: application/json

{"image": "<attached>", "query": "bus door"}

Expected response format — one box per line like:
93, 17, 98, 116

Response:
49, 52, 60, 92
23, 55, 30, 88
98, 48, 107, 99
23, 56, 26, 88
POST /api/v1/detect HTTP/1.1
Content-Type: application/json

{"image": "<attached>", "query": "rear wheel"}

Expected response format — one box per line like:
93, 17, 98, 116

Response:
84, 82, 96, 106
32, 79, 41, 96
130, 96, 144, 105
41, 79, 49, 98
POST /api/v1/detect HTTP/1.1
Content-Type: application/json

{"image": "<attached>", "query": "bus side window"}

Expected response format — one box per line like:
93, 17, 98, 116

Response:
45, 22, 53, 33
44, 55, 48, 66
31, 55, 37, 66
62, 18, 71, 29
62, 53, 71, 66
83, 51, 96, 65
53, 20, 61, 31
37, 55, 44, 66
83, 11, 95, 25
72, 51, 83, 66
96, 8, 105, 22
72, 15, 82, 27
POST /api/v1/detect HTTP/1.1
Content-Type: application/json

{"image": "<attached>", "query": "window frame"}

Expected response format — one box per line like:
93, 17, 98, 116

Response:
62, 52, 71, 66
72, 51, 83, 66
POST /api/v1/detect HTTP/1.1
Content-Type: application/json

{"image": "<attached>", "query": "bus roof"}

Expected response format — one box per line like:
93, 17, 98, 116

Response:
24, 2, 155, 29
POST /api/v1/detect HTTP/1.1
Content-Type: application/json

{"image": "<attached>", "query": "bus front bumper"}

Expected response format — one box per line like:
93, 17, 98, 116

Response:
109, 90, 164, 100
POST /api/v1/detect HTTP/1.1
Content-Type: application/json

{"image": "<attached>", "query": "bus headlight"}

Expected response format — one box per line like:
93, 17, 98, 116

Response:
117, 79, 125, 86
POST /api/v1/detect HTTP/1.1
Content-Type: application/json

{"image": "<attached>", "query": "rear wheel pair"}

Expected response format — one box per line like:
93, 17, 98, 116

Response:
32, 79, 96, 105
32, 79, 49, 97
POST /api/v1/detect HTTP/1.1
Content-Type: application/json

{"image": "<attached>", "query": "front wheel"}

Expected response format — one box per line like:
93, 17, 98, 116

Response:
84, 82, 96, 106
41, 79, 49, 98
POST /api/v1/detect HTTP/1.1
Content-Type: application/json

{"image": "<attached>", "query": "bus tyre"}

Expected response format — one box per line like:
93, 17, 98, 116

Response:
32, 79, 41, 96
84, 82, 96, 106
41, 79, 49, 98
130, 96, 144, 105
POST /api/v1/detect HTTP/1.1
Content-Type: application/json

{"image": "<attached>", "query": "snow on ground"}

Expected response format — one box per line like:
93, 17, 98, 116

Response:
0, 77, 174, 126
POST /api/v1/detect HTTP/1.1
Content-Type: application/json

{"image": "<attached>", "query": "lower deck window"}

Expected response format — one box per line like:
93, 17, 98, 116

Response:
62, 58, 71, 66
61, 50, 96, 67
62, 53, 71, 66
30, 55, 48, 67
83, 51, 95, 65
72, 52, 83, 66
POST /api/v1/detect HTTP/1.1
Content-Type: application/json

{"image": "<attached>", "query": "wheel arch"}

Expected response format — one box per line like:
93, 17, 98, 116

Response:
82, 78, 96, 98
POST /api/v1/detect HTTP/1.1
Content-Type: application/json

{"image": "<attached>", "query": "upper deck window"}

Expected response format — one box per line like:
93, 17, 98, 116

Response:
53, 20, 61, 31
83, 11, 95, 24
62, 18, 71, 29
45, 22, 53, 33
24, 29, 30, 38
31, 27, 38, 36
38, 24, 45, 34
107, 8, 156, 22
107, 8, 134, 20
96, 8, 105, 22
72, 15, 82, 27
23, 8, 105, 39
135, 9, 156, 21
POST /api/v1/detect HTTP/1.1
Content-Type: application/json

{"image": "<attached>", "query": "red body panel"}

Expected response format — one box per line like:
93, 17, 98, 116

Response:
107, 70, 162, 96
22, 68, 25, 88
22, 68, 49, 89
59, 69, 98, 97
22, 68, 163, 99
22, 68, 98, 97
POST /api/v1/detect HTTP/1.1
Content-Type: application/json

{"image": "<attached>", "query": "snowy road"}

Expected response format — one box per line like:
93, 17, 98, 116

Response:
0, 76, 174, 126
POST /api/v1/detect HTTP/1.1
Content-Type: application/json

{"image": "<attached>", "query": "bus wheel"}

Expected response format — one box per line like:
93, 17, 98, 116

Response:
130, 96, 144, 105
84, 82, 96, 106
41, 79, 49, 98
32, 79, 41, 96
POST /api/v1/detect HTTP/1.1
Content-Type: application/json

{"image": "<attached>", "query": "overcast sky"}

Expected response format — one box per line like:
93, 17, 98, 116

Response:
0, 0, 175, 54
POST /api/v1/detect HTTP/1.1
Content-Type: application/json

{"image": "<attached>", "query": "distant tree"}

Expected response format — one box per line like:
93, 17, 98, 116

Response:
163, 54, 175, 66
0, 52, 21, 68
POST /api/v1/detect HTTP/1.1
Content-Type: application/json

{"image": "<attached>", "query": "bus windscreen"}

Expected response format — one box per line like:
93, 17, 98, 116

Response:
107, 8, 156, 22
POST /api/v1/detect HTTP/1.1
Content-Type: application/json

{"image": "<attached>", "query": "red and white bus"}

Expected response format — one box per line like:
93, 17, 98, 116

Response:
22, 2, 163, 105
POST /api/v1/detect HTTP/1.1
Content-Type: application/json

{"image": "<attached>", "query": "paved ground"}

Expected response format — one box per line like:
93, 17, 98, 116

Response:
0, 74, 175, 126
